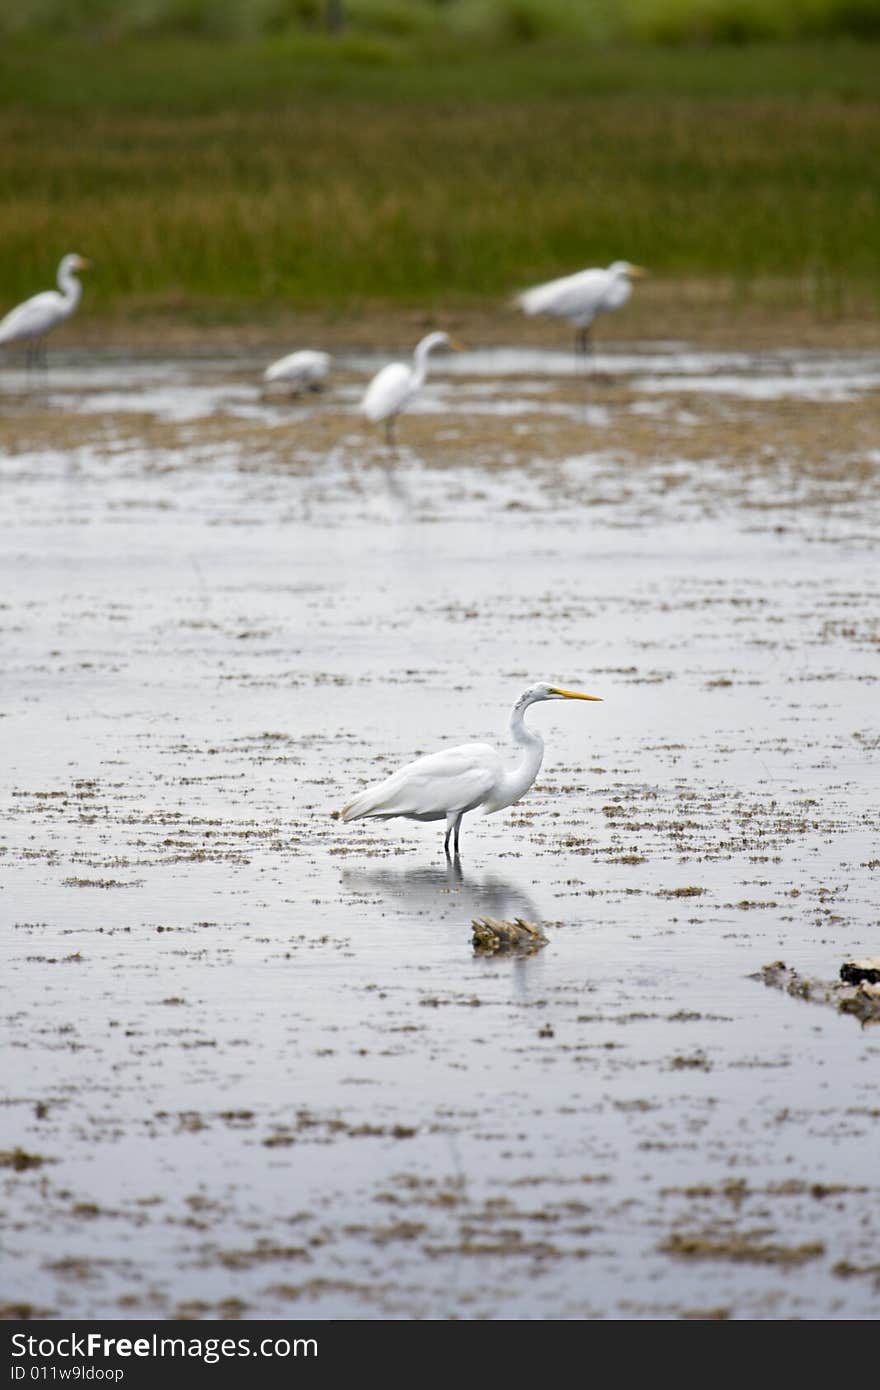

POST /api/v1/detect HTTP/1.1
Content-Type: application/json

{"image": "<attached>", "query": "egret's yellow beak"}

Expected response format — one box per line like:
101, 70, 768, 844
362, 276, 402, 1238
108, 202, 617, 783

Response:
627, 266, 648, 278
74, 257, 92, 271
550, 686, 603, 702
447, 337, 466, 351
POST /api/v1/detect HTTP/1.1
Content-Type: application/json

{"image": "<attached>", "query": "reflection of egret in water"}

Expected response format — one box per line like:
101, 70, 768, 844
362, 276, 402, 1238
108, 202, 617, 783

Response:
340, 860, 542, 928
342, 862, 549, 1001
375, 452, 412, 506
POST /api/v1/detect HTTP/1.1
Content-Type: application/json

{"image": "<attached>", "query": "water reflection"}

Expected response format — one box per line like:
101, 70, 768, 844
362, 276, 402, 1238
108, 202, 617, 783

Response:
340, 860, 543, 925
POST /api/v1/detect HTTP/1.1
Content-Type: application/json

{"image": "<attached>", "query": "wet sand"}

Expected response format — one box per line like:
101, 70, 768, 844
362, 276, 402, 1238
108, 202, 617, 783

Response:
1, 339, 879, 1320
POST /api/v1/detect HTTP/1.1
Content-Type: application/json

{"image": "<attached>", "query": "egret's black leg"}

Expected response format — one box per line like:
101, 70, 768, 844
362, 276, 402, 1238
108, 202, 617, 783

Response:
575, 326, 594, 371
444, 813, 463, 860
385, 417, 396, 448
576, 326, 601, 383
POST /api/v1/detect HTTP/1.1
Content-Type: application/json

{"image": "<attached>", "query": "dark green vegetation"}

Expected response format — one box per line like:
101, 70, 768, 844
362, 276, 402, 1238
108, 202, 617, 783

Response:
4, 0, 880, 45
1, 31, 878, 322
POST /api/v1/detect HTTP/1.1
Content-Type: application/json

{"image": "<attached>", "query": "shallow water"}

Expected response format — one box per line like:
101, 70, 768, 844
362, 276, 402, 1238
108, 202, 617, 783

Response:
1, 344, 878, 1320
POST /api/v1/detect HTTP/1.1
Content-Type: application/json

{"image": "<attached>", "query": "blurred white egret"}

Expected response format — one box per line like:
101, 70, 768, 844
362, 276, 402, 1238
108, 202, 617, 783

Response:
361, 330, 462, 445
263, 349, 331, 395
515, 260, 646, 358
0, 254, 91, 366
340, 681, 602, 858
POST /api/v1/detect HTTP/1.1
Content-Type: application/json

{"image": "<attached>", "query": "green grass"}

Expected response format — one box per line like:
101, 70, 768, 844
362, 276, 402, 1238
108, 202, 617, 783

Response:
0, 35, 878, 321
3, 0, 879, 44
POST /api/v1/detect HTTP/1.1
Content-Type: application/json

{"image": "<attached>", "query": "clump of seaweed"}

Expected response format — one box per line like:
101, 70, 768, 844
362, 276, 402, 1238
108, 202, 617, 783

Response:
751, 960, 880, 1025
839, 958, 880, 986
660, 1231, 824, 1267
0, 1148, 49, 1172
471, 918, 548, 956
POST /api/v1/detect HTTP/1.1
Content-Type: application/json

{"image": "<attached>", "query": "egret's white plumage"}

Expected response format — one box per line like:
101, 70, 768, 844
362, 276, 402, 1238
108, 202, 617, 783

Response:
0, 254, 91, 362
340, 681, 602, 857
361, 330, 461, 444
515, 260, 645, 356
263, 349, 331, 393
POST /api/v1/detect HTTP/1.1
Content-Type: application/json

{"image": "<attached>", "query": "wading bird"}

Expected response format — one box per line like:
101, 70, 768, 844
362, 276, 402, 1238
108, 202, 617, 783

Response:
514, 260, 646, 359
262, 349, 331, 395
340, 681, 602, 858
0, 254, 91, 366
360, 331, 462, 445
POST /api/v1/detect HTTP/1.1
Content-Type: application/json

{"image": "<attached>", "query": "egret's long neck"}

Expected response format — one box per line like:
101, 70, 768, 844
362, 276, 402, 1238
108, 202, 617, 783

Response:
56, 264, 82, 315
411, 340, 435, 389
494, 699, 545, 809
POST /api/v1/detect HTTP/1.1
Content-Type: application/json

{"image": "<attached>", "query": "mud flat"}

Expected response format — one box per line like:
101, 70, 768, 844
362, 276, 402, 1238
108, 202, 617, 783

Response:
1, 340, 878, 1320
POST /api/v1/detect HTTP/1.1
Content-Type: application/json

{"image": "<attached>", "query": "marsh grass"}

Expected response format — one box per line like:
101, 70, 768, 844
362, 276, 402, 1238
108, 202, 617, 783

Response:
3, 0, 879, 43
0, 37, 878, 320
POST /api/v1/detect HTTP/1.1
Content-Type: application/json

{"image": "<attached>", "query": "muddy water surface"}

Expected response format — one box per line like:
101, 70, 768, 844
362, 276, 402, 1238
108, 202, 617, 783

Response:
1, 344, 878, 1320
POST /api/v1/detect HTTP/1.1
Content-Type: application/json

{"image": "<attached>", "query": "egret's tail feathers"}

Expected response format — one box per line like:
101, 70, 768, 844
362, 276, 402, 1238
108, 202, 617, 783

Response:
340, 774, 418, 823
339, 797, 399, 822
513, 285, 547, 317
339, 786, 385, 822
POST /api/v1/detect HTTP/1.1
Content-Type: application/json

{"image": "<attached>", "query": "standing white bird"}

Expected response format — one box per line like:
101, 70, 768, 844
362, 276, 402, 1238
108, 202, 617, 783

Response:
262, 349, 331, 396
339, 681, 602, 858
0, 254, 91, 365
514, 260, 646, 359
360, 330, 462, 445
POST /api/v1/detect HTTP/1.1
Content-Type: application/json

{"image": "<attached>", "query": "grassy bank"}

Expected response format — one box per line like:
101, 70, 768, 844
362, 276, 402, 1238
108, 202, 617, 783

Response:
3, 0, 879, 45
0, 37, 878, 328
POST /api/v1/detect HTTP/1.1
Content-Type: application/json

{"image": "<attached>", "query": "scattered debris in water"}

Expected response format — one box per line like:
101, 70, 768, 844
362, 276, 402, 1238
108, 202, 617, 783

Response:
751, 961, 880, 1024
471, 917, 548, 955
4, 344, 880, 1320
660, 1231, 824, 1267
0, 1148, 49, 1173
840, 958, 880, 985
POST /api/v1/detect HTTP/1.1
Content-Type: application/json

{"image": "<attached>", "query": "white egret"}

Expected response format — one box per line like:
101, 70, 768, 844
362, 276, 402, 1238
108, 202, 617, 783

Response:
0, 254, 91, 365
340, 681, 602, 858
263, 349, 331, 395
361, 330, 462, 445
514, 260, 646, 358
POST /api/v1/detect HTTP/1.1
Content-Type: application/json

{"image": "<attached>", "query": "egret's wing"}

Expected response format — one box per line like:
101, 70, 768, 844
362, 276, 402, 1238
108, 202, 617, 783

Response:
0, 290, 65, 344
597, 274, 633, 312
302, 350, 331, 375
264, 352, 304, 382
264, 350, 330, 383
341, 742, 502, 821
515, 268, 608, 323
361, 361, 412, 421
